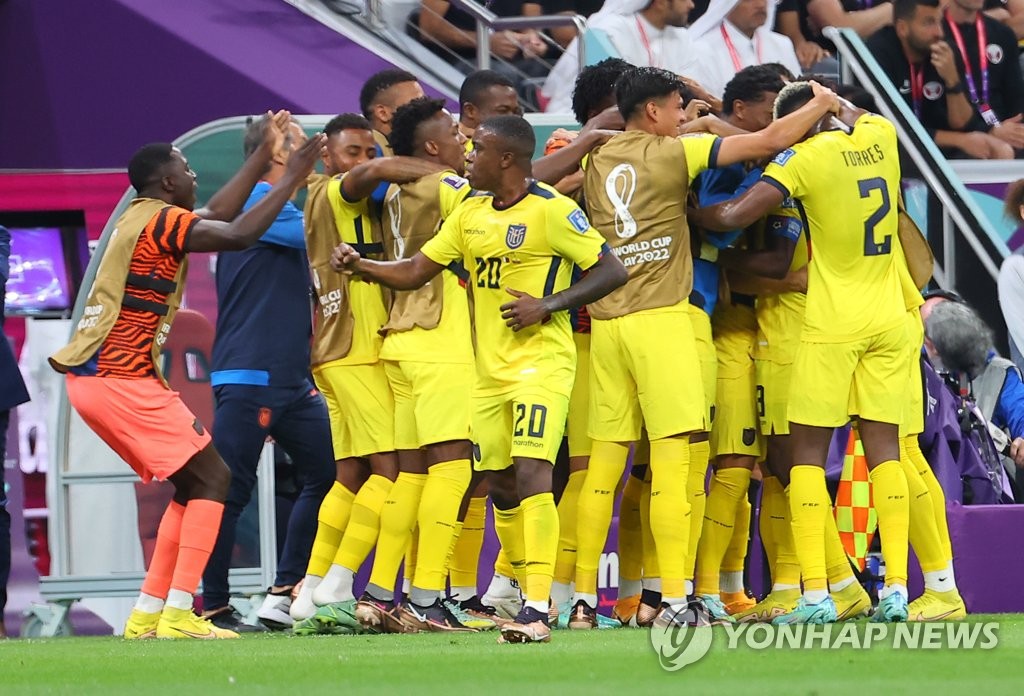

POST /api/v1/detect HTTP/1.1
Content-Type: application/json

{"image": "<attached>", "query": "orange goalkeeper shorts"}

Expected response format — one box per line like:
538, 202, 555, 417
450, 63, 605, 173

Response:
66, 373, 211, 483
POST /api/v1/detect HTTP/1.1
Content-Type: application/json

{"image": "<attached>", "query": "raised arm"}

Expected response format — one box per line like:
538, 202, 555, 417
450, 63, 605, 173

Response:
194, 110, 289, 221
689, 180, 787, 233
715, 83, 840, 167
331, 244, 446, 291
340, 157, 448, 202
187, 134, 326, 252
532, 129, 616, 186
501, 252, 628, 331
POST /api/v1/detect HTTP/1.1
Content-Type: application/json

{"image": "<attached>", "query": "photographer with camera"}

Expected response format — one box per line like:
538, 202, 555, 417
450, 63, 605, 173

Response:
924, 298, 1024, 473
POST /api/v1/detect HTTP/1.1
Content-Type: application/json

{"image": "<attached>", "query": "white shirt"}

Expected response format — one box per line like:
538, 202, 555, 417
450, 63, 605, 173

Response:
542, 13, 700, 114
688, 20, 802, 99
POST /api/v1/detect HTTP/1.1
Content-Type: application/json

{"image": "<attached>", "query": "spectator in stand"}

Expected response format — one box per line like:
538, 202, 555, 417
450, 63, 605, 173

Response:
943, 0, 1024, 153
415, 1, 551, 80
793, 0, 893, 48
542, 0, 711, 113
0, 225, 31, 639
998, 179, 1024, 370
867, 0, 1014, 158
774, 0, 830, 69
688, 0, 802, 98
985, 0, 1024, 40
531, 1, 605, 49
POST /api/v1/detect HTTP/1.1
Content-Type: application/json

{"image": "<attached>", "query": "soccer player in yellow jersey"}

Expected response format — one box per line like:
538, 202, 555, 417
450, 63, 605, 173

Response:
715, 204, 872, 624
572, 66, 841, 629
289, 114, 441, 635
691, 83, 914, 624
334, 98, 487, 633
332, 115, 627, 644
892, 250, 967, 621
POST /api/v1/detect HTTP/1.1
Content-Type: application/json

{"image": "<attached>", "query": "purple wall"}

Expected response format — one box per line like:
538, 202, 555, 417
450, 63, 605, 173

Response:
1, 0, 442, 170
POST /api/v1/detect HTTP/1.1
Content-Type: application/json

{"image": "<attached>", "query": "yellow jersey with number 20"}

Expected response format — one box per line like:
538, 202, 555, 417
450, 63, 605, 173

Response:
420, 180, 608, 397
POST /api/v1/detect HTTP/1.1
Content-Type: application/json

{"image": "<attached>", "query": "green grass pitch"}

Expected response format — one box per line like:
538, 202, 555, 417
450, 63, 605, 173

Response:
2, 615, 1018, 695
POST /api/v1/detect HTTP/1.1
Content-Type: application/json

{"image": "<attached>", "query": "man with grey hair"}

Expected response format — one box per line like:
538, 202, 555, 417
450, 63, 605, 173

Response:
925, 299, 1024, 470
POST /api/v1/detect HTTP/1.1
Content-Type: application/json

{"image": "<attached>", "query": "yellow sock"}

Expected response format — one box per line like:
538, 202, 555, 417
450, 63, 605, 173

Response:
695, 467, 751, 595
334, 474, 393, 571
899, 439, 947, 574
617, 472, 644, 589
306, 482, 356, 577
788, 465, 828, 592
869, 459, 910, 587
449, 496, 486, 588
824, 504, 855, 583
493, 508, 526, 588
367, 472, 426, 591
413, 459, 471, 592
723, 494, 751, 575
575, 441, 628, 594
521, 492, 559, 605
554, 469, 587, 585
639, 477, 660, 580
686, 439, 711, 586
907, 436, 953, 563
763, 476, 801, 587
759, 477, 780, 580
404, 529, 418, 590
649, 436, 691, 603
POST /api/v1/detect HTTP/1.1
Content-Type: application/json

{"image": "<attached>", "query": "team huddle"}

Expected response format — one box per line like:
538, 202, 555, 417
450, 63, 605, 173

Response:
51, 60, 966, 645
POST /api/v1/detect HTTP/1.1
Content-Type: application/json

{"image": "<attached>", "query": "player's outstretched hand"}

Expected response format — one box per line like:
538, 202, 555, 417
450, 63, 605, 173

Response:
809, 80, 841, 114
501, 288, 549, 331
286, 133, 327, 181
261, 109, 290, 154
330, 242, 361, 273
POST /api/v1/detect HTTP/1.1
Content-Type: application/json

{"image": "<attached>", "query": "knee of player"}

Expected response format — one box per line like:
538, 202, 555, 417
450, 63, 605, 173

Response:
513, 458, 554, 499
486, 470, 519, 509
204, 459, 233, 501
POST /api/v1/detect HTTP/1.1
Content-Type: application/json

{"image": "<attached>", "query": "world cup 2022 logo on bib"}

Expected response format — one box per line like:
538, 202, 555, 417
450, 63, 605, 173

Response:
506, 223, 527, 249
605, 163, 638, 239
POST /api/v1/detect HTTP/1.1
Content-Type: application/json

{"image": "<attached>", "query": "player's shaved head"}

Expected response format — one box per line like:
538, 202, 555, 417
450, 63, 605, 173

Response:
773, 81, 815, 119
128, 143, 175, 192
476, 115, 535, 162
615, 67, 684, 121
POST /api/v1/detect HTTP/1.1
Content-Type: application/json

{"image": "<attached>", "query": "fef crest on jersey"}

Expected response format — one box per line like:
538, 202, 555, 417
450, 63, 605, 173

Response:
506, 223, 527, 249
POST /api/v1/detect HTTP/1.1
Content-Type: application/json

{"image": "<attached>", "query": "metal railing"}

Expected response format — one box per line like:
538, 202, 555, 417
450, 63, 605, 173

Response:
364, 0, 586, 109
826, 26, 1019, 346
